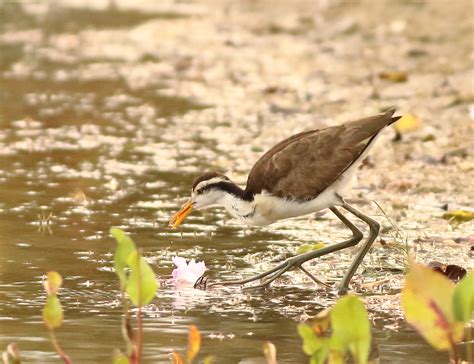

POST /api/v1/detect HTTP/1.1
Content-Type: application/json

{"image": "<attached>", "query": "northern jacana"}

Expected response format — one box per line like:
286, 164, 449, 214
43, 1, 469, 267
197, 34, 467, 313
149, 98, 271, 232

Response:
169, 108, 401, 294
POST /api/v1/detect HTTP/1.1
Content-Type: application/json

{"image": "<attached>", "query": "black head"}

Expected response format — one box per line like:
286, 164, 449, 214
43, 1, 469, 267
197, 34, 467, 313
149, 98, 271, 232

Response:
169, 171, 252, 228
191, 171, 230, 192
191, 171, 252, 203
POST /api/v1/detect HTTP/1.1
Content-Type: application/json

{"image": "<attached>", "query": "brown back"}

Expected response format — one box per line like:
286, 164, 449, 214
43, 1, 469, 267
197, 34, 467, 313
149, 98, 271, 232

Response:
245, 109, 400, 200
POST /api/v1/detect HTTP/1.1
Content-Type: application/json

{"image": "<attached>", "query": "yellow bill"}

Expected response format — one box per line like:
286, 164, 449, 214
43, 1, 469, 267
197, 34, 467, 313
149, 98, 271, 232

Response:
169, 200, 193, 229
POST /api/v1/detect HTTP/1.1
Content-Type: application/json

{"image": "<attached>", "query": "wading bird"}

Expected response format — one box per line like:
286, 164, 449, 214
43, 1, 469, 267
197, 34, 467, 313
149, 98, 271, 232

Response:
169, 108, 401, 294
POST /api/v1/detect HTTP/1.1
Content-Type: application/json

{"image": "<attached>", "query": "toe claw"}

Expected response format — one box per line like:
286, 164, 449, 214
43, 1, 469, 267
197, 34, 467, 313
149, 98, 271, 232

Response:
193, 274, 208, 290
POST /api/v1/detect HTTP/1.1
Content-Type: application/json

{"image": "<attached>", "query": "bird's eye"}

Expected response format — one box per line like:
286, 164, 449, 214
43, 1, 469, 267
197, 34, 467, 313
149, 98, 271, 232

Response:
196, 189, 203, 195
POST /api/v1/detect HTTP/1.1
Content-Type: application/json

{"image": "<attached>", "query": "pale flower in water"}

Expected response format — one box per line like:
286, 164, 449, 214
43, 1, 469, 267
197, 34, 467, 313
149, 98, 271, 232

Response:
172, 256, 206, 285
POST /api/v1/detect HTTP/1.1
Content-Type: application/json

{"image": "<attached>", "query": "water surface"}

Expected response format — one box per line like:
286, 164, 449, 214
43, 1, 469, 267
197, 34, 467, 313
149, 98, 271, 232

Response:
1, 1, 471, 363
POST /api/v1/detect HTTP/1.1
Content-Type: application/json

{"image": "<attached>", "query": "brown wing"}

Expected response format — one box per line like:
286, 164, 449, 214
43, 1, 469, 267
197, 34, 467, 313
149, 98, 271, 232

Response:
245, 109, 399, 200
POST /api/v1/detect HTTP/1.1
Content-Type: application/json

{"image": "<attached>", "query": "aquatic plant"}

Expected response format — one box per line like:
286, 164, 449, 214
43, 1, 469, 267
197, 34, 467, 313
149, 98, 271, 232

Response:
171, 256, 206, 285
110, 228, 158, 364
3, 272, 73, 364
171, 325, 216, 364
2, 231, 472, 364
298, 294, 372, 364
42, 271, 72, 364
262, 341, 277, 364
402, 260, 473, 363
1, 342, 21, 363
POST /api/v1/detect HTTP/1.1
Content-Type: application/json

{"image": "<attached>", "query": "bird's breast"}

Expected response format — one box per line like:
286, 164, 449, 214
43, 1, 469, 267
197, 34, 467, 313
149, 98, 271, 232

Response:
252, 189, 341, 225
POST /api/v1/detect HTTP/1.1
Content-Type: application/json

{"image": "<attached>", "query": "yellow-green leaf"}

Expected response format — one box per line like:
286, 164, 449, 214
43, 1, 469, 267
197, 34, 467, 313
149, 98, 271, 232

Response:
125, 250, 158, 307
309, 307, 331, 336
112, 348, 129, 364
44, 271, 62, 296
42, 295, 63, 329
402, 261, 465, 351
453, 270, 474, 322
203, 355, 216, 364
326, 346, 344, 364
111, 228, 137, 289
442, 210, 474, 223
297, 243, 326, 254
328, 335, 345, 359
298, 324, 321, 356
263, 341, 277, 364
187, 325, 201, 363
331, 295, 371, 364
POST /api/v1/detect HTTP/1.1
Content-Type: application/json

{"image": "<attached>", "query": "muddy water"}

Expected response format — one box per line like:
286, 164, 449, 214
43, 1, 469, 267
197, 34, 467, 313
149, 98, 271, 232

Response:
0, 1, 464, 363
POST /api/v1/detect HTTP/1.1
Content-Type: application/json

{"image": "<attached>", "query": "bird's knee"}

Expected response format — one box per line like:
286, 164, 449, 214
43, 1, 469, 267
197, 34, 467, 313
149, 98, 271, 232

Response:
353, 229, 363, 241
347, 233, 363, 247
369, 220, 380, 235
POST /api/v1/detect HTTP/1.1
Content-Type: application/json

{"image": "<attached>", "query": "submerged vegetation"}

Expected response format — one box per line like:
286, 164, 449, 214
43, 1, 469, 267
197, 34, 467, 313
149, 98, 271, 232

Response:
2, 230, 472, 363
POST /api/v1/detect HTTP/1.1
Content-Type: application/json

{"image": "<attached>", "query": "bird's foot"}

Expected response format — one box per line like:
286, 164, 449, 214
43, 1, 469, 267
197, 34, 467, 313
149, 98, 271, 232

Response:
200, 255, 330, 291
193, 275, 208, 290
337, 286, 349, 296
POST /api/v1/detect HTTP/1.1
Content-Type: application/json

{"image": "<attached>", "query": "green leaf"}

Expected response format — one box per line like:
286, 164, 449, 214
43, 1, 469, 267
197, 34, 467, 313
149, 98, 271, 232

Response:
453, 270, 474, 322
402, 261, 465, 351
297, 324, 321, 355
112, 348, 130, 364
308, 307, 331, 336
203, 355, 216, 364
327, 335, 345, 353
42, 295, 63, 329
44, 271, 63, 295
110, 228, 137, 289
297, 243, 326, 254
126, 250, 158, 307
331, 295, 371, 364
312, 346, 330, 364
327, 349, 344, 364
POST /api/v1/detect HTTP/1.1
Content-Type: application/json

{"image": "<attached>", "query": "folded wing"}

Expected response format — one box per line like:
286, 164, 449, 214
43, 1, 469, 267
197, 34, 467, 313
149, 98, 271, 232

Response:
245, 109, 400, 200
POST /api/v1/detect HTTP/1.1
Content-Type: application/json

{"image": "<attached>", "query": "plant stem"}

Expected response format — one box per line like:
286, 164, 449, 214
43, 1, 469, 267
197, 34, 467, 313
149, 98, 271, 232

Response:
467, 322, 473, 363
135, 250, 143, 364
449, 333, 460, 364
121, 292, 135, 355
374, 200, 410, 268
48, 330, 72, 364
136, 304, 143, 364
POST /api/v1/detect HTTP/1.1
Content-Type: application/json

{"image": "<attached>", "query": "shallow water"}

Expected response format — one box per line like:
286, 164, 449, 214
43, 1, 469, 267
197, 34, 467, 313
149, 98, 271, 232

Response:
1, 1, 472, 363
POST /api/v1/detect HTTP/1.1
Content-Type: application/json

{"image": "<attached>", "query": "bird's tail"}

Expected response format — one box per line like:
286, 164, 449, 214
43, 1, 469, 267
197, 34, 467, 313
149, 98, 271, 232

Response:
384, 107, 402, 125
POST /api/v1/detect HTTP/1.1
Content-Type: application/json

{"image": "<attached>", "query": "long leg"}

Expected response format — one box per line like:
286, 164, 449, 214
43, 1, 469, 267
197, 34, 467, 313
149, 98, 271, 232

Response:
288, 206, 363, 288
244, 206, 364, 290
208, 206, 363, 289
338, 203, 380, 295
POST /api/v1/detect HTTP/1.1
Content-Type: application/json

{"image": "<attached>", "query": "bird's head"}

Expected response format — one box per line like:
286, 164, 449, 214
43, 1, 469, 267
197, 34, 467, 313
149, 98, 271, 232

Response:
168, 172, 231, 228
